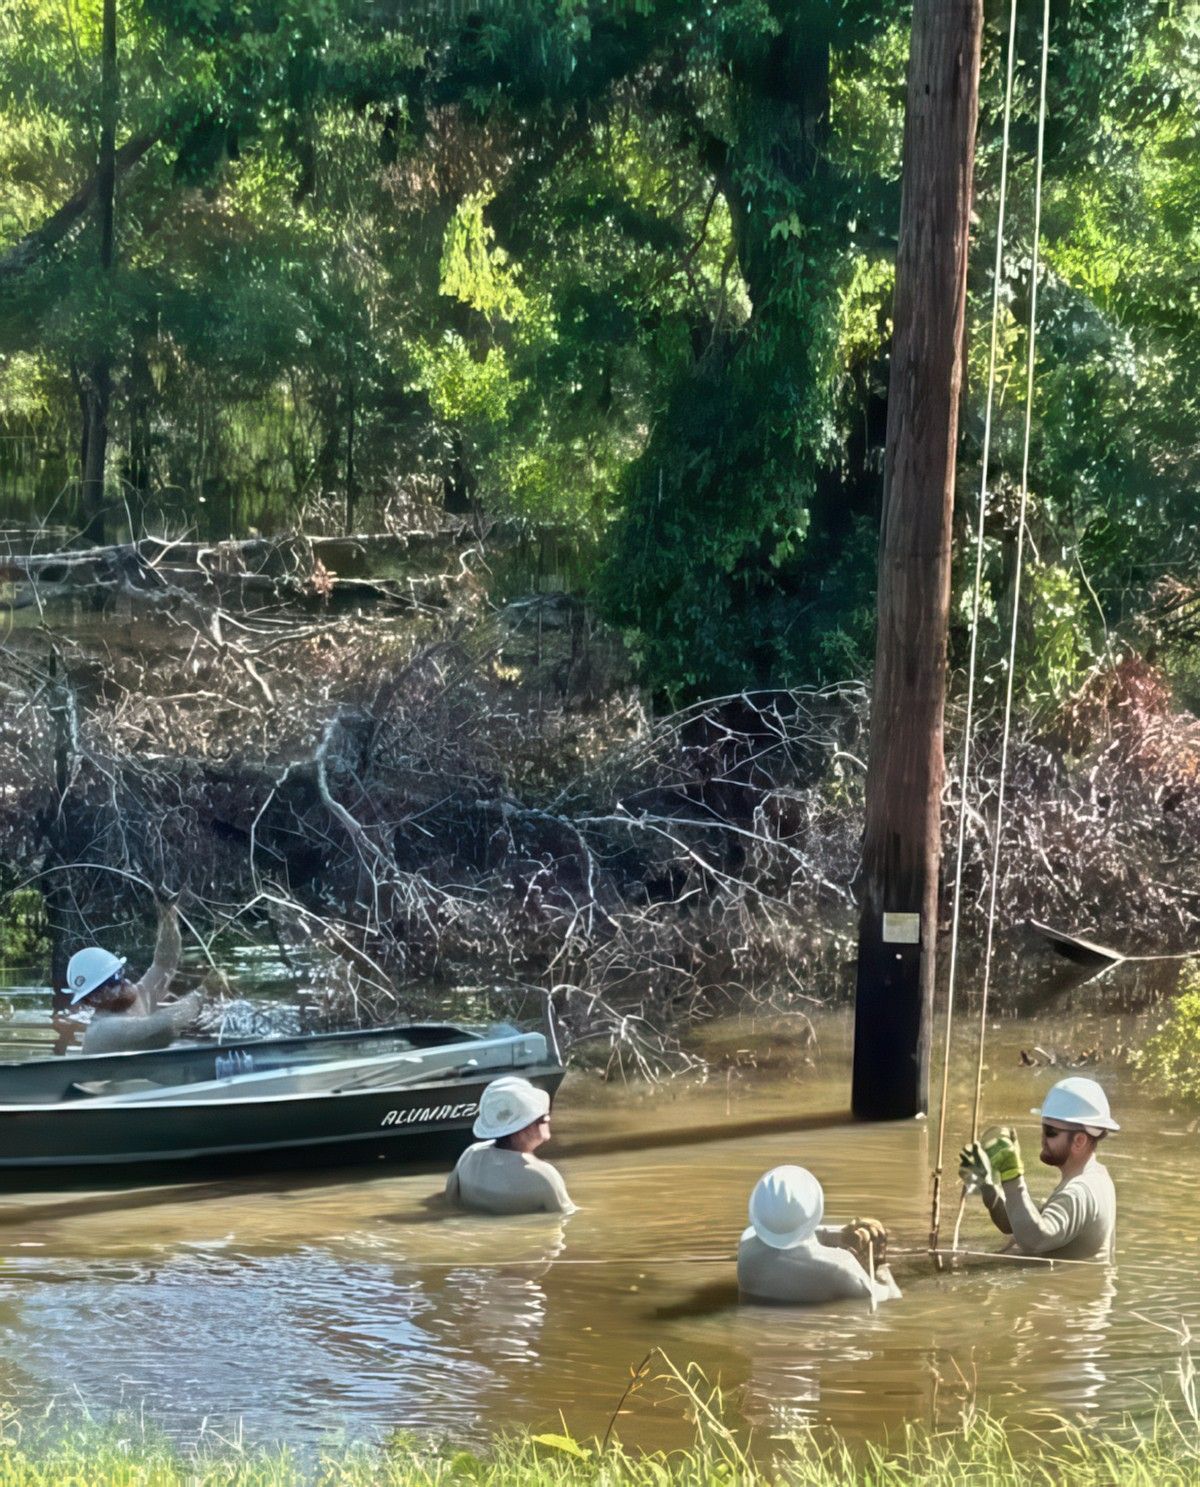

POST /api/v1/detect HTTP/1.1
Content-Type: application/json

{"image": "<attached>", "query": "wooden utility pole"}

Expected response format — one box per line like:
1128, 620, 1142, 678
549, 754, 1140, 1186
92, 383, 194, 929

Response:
852, 0, 983, 1119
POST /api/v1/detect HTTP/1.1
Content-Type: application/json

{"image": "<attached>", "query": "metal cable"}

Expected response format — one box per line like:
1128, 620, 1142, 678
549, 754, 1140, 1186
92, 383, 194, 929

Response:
930, 0, 1021, 1251
969, 0, 1052, 1141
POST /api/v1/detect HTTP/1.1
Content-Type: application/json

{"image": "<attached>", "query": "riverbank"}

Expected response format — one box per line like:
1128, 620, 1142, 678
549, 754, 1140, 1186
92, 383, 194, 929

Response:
3, 1399, 1197, 1486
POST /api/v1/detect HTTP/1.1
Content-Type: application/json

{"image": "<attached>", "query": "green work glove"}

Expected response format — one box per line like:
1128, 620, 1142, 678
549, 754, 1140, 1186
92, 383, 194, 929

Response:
983, 1126, 1023, 1184
958, 1140, 992, 1188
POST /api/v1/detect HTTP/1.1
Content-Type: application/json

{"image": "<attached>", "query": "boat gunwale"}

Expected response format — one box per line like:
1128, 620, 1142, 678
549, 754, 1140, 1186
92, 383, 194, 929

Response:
0, 1019, 486, 1074
0, 1059, 563, 1115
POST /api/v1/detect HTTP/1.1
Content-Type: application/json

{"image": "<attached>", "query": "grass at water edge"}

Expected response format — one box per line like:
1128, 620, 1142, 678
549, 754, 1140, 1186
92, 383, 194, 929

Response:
1, 1343, 1198, 1487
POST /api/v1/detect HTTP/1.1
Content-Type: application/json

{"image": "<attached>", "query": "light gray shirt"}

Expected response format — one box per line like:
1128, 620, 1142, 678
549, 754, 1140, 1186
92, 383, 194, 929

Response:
982, 1155, 1116, 1261
82, 991, 202, 1056
737, 1228, 902, 1305
445, 1141, 575, 1216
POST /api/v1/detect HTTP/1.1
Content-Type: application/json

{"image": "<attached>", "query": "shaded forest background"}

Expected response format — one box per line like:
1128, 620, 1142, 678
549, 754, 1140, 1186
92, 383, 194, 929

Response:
3, 0, 1198, 703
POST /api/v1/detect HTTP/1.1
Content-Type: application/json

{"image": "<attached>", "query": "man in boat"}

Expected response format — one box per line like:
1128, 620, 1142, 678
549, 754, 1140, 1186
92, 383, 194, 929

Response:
445, 1075, 575, 1215
65, 893, 203, 1056
958, 1076, 1118, 1262
737, 1165, 901, 1305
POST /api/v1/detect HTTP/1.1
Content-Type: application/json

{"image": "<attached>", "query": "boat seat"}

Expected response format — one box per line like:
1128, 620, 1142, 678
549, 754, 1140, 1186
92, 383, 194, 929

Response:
66, 1078, 165, 1099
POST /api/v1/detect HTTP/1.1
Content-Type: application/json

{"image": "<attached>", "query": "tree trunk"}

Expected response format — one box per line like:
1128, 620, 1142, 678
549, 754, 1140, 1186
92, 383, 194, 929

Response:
80, 0, 117, 546
0, 131, 155, 285
720, 30, 831, 317
443, 432, 476, 515
45, 653, 78, 999
852, 0, 983, 1120
81, 364, 111, 544
124, 341, 155, 503
344, 357, 357, 535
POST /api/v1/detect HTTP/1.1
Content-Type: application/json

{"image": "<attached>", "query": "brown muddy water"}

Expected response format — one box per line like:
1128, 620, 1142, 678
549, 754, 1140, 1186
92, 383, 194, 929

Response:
0, 966, 1195, 1455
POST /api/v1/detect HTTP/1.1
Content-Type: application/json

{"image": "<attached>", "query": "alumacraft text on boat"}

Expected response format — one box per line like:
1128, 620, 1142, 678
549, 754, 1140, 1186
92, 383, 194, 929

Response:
379, 1101, 478, 1127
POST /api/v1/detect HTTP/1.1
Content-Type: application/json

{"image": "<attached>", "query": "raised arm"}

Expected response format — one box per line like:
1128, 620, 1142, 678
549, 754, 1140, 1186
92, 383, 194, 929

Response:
130, 900, 181, 1012
961, 1139, 1014, 1236
977, 1128, 1092, 1255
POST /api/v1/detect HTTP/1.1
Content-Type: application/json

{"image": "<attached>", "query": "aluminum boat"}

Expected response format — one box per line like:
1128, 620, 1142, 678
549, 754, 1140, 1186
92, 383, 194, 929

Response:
0, 1013, 564, 1190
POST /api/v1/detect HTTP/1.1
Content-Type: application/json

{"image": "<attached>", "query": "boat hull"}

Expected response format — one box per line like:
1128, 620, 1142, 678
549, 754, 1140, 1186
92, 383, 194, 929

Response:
0, 1064, 564, 1191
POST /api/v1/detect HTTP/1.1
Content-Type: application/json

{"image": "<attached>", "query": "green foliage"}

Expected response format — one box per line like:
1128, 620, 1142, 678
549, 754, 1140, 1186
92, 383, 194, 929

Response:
596, 3, 907, 698
1024, 561, 1093, 705
415, 337, 520, 427
834, 254, 894, 379
954, 0, 1200, 711
0, 889, 49, 967
440, 190, 529, 326
0, 0, 1198, 706
0, 351, 53, 422
1131, 974, 1200, 1107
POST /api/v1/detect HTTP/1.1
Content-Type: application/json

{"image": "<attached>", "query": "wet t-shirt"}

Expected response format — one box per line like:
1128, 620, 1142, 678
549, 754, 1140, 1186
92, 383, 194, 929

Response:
983, 1156, 1116, 1262
736, 1230, 901, 1305
445, 1141, 575, 1215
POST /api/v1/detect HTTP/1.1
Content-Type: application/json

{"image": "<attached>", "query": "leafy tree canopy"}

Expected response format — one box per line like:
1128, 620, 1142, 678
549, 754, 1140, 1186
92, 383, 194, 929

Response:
0, 0, 1197, 704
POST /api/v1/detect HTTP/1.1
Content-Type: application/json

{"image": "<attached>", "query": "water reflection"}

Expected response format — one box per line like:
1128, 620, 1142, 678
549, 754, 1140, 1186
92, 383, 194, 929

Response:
1018, 1267, 1117, 1414
0, 1223, 573, 1447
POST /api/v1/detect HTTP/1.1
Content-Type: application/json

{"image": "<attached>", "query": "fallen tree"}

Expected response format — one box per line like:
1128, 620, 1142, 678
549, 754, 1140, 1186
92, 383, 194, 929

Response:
0, 569, 867, 1072
0, 528, 492, 615
3, 560, 1198, 1074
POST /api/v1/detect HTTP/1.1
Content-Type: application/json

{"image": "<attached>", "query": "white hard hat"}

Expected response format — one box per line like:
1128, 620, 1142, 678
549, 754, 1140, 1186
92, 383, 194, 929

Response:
746, 1165, 824, 1249
65, 947, 127, 1006
473, 1076, 551, 1140
1032, 1076, 1119, 1133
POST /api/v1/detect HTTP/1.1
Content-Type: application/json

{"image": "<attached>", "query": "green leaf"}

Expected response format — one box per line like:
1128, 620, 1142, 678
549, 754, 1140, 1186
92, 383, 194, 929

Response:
530, 1432, 592, 1460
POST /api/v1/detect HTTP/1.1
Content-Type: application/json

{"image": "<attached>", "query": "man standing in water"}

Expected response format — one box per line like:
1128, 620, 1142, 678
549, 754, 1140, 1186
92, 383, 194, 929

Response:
737, 1165, 901, 1305
445, 1076, 575, 1215
65, 892, 202, 1055
959, 1076, 1118, 1262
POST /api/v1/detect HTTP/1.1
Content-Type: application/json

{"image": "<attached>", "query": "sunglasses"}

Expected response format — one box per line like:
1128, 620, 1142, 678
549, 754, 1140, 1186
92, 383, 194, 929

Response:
1041, 1124, 1073, 1140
